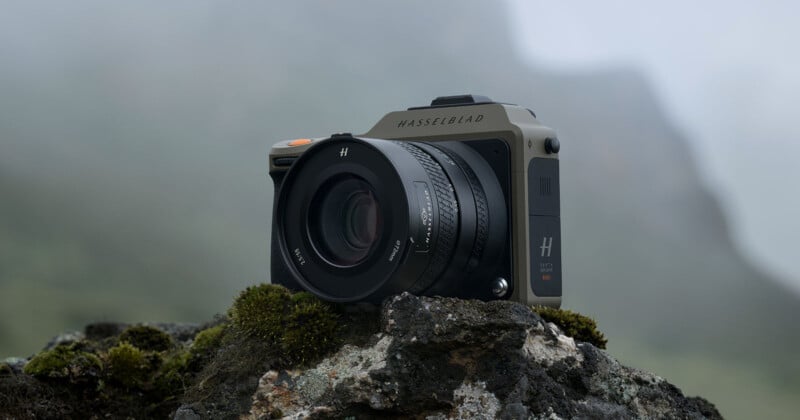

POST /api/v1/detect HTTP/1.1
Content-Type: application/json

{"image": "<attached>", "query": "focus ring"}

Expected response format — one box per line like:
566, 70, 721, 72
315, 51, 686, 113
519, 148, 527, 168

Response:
433, 145, 490, 264
398, 142, 459, 293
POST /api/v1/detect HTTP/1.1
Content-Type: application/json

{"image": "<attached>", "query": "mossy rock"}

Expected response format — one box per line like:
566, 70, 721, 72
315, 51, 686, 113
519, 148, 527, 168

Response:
226, 284, 342, 366
12, 284, 344, 418
281, 299, 340, 366
190, 324, 226, 357
187, 324, 227, 371
105, 342, 157, 388
118, 325, 173, 352
23, 343, 103, 381
228, 284, 292, 343
289, 291, 319, 307
152, 350, 191, 398
532, 306, 608, 349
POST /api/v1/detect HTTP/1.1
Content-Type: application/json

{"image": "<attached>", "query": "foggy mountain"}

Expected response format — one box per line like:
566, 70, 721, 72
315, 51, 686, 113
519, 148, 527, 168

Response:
1, 1, 798, 417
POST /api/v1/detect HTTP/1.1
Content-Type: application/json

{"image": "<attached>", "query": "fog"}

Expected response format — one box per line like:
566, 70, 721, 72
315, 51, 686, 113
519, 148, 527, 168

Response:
1, 2, 798, 418
510, 0, 800, 291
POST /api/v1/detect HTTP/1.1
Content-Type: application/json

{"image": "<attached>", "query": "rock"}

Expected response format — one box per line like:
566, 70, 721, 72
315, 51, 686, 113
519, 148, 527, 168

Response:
1, 288, 720, 419
43, 330, 85, 351
1, 357, 27, 374
246, 293, 721, 419
173, 404, 203, 420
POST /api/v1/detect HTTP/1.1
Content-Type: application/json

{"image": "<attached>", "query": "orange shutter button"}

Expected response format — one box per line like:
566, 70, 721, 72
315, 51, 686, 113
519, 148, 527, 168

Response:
288, 138, 312, 147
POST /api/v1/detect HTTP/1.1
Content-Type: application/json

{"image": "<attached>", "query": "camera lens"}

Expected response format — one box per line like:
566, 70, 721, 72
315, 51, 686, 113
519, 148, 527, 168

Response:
275, 136, 507, 302
308, 176, 381, 266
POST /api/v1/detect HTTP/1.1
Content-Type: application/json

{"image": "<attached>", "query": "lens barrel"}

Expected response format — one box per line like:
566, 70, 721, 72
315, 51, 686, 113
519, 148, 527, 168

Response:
275, 136, 507, 302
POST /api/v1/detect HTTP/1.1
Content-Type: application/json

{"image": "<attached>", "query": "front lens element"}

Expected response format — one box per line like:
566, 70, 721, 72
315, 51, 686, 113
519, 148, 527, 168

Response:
344, 190, 379, 249
308, 176, 382, 266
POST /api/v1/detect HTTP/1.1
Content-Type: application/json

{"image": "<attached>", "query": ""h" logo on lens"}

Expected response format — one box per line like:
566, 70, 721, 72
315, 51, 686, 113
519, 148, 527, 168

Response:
339, 147, 349, 157
540, 236, 553, 257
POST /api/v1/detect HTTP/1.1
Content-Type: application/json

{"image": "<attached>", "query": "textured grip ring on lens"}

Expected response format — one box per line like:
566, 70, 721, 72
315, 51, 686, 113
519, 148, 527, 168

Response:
432, 144, 489, 263
398, 142, 459, 294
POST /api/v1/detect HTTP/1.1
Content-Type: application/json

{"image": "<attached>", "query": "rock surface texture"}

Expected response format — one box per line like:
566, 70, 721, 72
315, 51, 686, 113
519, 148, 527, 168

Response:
1, 291, 720, 419
245, 293, 720, 419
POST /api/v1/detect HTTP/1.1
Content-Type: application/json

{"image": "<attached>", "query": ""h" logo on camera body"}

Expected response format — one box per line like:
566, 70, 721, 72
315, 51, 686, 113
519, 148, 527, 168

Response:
540, 236, 553, 258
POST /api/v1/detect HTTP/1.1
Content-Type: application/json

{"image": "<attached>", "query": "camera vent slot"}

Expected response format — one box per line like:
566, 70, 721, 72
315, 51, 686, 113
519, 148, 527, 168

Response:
539, 177, 552, 196
529, 158, 559, 216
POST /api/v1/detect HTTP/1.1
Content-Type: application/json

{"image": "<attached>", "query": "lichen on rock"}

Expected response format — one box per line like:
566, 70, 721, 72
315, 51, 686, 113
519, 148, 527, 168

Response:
451, 381, 501, 419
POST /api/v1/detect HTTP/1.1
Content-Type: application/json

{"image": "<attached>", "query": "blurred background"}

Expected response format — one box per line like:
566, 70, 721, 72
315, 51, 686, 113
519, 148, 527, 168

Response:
1, 1, 797, 418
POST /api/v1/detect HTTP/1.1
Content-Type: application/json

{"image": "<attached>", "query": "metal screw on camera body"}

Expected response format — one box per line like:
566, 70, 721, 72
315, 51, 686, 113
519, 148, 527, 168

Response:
491, 277, 509, 297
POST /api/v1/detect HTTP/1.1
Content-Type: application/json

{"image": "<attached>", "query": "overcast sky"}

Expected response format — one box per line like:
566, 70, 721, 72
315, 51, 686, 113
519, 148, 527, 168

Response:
509, 0, 800, 292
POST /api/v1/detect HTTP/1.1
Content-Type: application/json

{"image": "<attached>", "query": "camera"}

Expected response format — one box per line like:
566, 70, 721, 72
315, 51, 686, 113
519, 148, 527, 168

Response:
269, 95, 561, 307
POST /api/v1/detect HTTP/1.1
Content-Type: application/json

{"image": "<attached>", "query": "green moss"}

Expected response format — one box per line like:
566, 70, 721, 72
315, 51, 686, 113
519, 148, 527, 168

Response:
289, 291, 318, 306
23, 344, 103, 381
228, 284, 291, 343
185, 324, 227, 373
190, 324, 226, 357
226, 284, 343, 366
106, 342, 156, 388
0, 362, 11, 376
119, 325, 173, 352
161, 350, 190, 373
532, 306, 608, 349
153, 350, 191, 396
281, 299, 340, 366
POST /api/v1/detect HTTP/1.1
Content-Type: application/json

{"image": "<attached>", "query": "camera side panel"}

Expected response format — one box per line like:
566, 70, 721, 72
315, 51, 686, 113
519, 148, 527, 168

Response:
498, 106, 561, 307
527, 158, 561, 297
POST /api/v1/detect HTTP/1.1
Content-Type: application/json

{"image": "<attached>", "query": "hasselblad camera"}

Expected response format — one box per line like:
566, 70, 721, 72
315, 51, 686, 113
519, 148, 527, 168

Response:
269, 95, 561, 307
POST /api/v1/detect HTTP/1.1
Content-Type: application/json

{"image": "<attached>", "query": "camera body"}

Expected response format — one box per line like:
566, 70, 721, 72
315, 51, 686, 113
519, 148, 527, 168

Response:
269, 95, 561, 307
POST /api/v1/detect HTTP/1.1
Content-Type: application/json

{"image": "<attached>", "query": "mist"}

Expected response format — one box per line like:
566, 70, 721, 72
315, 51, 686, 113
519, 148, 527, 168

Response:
510, 0, 800, 291
1, 1, 798, 418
